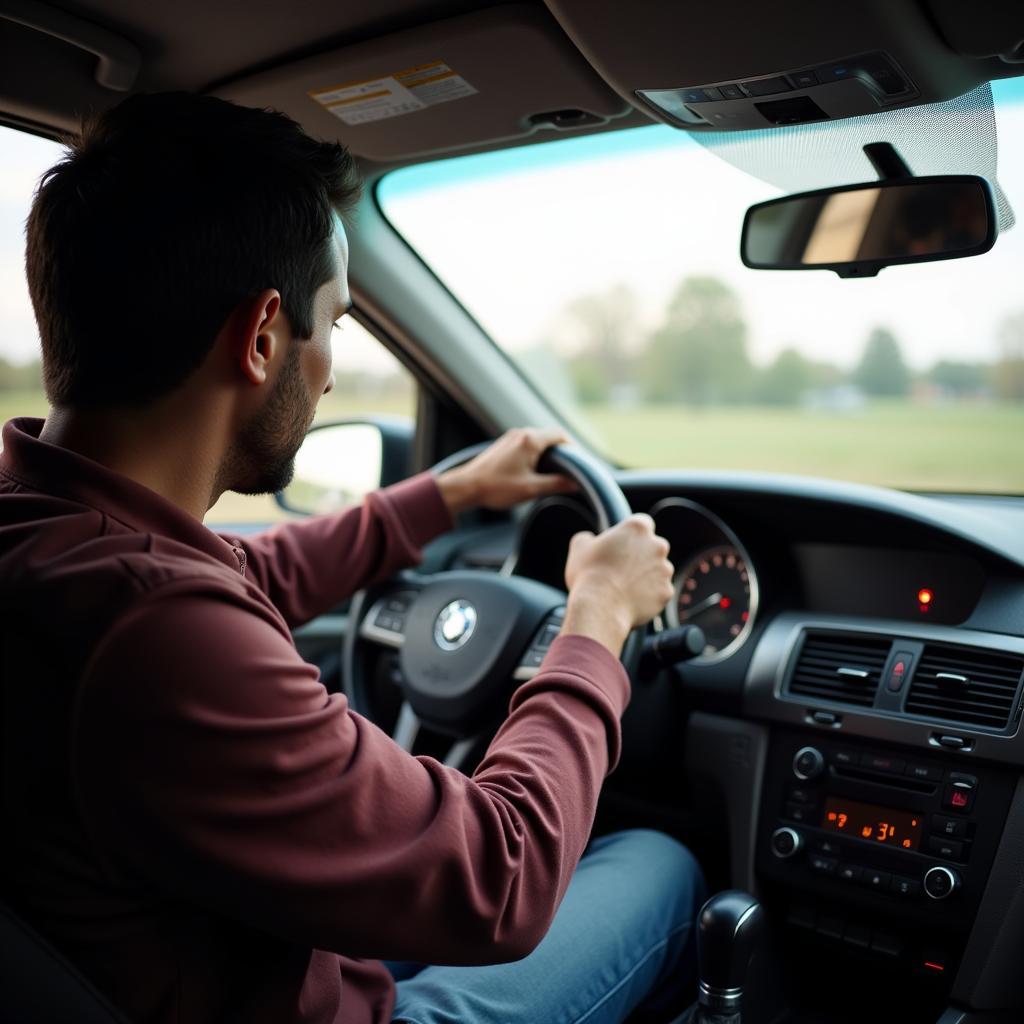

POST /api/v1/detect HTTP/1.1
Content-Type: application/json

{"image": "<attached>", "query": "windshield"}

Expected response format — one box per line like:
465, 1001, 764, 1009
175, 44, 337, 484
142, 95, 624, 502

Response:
379, 79, 1024, 494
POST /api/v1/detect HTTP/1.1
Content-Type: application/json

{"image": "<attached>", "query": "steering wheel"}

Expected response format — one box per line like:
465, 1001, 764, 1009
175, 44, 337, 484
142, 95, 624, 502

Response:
342, 442, 643, 770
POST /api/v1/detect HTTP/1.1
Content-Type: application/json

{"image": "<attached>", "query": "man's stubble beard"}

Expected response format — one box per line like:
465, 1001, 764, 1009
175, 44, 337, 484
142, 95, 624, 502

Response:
221, 343, 315, 497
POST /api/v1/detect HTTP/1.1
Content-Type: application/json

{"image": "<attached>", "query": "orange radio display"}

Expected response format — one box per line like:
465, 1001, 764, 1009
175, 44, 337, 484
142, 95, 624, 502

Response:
821, 796, 923, 850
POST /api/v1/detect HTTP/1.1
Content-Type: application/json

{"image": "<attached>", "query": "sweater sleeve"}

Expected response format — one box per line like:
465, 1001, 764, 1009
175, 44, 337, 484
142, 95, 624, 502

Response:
73, 590, 630, 965
219, 471, 454, 628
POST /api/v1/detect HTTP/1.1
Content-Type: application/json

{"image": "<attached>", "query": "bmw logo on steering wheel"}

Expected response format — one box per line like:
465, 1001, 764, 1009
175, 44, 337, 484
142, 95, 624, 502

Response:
433, 600, 478, 651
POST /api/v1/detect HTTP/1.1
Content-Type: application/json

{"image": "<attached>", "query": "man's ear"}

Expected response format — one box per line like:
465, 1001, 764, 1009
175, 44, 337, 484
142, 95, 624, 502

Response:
235, 289, 285, 386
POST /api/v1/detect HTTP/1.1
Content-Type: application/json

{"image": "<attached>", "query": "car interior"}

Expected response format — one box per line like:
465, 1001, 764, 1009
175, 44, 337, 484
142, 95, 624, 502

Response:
3, 2, 1024, 1023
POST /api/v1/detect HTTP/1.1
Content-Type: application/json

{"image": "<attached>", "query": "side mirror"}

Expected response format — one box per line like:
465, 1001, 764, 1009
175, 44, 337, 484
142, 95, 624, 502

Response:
276, 416, 413, 516
741, 175, 996, 278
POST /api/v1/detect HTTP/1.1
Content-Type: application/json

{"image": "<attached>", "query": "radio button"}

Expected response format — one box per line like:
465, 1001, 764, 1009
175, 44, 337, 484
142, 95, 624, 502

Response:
949, 771, 978, 787
837, 863, 862, 884
860, 753, 906, 775
833, 749, 857, 767
788, 786, 815, 805
943, 782, 975, 814
927, 837, 965, 861
794, 747, 825, 780
906, 762, 944, 782
784, 801, 812, 823
891, 876, 922, 898
809, 854, 838, 875
860, 868, 892, 891
924, 866, 960, 900
931, 815, 967, 839
816, 839, 841, 856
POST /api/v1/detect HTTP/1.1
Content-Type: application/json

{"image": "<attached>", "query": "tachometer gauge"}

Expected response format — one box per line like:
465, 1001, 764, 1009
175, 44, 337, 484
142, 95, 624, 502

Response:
672, 544, 757, 660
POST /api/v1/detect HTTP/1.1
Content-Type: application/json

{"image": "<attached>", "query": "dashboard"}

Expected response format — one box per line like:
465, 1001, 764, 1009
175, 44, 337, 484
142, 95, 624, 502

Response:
315, 466, 1024, 1019
501, 472, 1020, 685
446, 470, 1024, 1016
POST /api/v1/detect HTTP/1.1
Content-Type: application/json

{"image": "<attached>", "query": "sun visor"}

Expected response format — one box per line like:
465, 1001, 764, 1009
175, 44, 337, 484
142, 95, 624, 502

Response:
694, 84, 1015, 231
217, 5, 631, 163
542, 0, 1011, 132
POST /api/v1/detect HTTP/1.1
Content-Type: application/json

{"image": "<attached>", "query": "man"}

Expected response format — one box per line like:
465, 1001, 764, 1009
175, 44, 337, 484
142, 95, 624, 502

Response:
1, 92, 706, 1023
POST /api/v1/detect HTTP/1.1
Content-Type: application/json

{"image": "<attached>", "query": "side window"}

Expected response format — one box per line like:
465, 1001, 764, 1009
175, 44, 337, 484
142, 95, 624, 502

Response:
207, 318, 416, 525
0, 126, 61, 422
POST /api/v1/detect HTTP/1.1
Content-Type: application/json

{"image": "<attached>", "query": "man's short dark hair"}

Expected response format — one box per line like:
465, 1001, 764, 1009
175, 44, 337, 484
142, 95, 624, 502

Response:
25, 92, 361, 408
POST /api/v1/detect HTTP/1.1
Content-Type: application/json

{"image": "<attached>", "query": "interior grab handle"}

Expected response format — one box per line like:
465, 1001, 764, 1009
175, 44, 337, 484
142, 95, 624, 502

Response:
0, 0, 141, 91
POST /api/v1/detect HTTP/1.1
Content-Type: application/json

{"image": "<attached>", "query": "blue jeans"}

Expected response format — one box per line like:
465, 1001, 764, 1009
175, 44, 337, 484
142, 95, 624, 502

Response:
387, 828, 707, 1024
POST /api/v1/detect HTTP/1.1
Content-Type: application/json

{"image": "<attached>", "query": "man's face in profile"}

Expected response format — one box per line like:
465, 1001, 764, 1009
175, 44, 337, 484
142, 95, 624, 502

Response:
228, 220, 349, 496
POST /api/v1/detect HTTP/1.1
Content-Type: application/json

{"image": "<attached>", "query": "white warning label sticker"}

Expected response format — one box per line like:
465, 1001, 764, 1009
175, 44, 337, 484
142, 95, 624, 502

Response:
310, 61, 477, 126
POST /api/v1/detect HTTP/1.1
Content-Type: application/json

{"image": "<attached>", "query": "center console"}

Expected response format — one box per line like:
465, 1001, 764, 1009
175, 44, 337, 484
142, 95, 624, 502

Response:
688, 612, 1024, 1022
756, 729, 1017, 980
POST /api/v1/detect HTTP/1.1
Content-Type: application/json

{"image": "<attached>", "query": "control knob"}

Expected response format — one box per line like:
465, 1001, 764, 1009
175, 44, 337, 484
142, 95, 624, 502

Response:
793, 746, 825, 781
771, 826, 803, 859
923, 866, 960, 901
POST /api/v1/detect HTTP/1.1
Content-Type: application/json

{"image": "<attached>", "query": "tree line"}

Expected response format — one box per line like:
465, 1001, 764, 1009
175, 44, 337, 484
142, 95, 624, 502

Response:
552, 276, 1024, 406
3, 277, 1023, 405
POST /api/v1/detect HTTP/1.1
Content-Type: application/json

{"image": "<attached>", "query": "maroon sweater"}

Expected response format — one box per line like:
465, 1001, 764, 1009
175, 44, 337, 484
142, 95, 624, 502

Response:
0, 417, 630, 1024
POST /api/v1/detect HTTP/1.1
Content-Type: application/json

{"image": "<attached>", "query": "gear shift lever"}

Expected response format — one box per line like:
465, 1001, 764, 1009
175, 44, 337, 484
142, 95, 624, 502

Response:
684, 890, 764, 1024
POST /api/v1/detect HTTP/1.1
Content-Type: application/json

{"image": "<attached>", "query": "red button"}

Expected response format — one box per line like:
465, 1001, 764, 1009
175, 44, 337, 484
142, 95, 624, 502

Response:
888, 660, 908, 691
943, 783, 975, 814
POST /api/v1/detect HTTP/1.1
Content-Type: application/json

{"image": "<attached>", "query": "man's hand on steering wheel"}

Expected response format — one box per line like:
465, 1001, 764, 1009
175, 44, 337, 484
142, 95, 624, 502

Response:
434, 426, 674, 660
434, 427, 578, 515
562, 515, 675, 658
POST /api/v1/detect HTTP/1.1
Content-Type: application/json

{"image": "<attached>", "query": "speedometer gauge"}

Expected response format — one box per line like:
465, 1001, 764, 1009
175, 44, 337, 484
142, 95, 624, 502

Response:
672, 544, 757, 660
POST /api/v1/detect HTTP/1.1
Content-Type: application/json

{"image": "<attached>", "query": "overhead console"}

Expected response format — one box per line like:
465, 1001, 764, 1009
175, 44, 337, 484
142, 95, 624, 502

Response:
542, 0, 1022, 130
637, 50, 918, 130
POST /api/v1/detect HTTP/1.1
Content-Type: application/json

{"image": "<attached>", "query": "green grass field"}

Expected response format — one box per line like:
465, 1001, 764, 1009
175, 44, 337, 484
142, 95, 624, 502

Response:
1, 390, 1021, 525
581, 401, 1024, 494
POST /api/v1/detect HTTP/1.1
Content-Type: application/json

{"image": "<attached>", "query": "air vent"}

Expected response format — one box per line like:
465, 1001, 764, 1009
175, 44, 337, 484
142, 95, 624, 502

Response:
904, 644, 1024, 730
789, 633, 891, 707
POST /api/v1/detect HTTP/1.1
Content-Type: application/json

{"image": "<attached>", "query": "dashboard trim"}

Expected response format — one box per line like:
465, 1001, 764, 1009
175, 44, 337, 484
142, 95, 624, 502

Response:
619, 471, 1024, 572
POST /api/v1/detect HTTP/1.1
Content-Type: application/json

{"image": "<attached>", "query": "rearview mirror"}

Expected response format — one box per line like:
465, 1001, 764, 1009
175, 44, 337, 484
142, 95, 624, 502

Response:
741, 175, 996, 278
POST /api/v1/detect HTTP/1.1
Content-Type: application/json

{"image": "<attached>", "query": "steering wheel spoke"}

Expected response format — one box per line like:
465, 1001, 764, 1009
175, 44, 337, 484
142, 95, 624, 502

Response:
391, 700, 421, 751
389, 699, 483, 771
442, 736, 481, 771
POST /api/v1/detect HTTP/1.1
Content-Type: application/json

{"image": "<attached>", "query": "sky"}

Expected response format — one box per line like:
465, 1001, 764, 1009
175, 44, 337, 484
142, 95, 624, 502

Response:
3, 80, 1024, 376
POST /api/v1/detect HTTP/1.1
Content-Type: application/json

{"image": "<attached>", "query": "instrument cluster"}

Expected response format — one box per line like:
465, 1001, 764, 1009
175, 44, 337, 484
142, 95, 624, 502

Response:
650, 498, 760, 663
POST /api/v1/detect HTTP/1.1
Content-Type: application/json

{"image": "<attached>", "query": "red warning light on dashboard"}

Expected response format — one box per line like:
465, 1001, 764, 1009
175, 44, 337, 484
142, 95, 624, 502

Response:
918, 589, 933, 605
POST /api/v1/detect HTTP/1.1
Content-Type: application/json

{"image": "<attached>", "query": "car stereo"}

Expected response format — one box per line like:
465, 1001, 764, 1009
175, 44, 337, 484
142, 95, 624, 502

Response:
756, 730, 1016, 933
